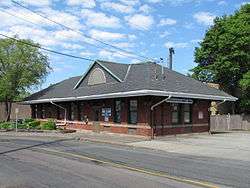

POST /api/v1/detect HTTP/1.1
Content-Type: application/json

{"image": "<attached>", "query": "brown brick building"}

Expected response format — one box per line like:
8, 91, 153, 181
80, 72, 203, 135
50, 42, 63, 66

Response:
24, 60, 237, 137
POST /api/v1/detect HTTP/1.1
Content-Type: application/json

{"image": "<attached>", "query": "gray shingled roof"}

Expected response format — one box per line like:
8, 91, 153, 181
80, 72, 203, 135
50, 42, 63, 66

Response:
24, 60, 237, 103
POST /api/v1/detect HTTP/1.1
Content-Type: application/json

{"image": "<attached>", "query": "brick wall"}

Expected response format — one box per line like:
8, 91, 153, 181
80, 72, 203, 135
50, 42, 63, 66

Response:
32, 97, 211, 137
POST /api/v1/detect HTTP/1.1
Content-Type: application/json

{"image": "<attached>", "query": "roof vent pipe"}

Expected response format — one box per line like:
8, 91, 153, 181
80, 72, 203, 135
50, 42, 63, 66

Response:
168, 47, 175, 70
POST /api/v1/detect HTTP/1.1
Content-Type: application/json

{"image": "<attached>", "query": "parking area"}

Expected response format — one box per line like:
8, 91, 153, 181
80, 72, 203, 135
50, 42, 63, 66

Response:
129, 131, 250, 161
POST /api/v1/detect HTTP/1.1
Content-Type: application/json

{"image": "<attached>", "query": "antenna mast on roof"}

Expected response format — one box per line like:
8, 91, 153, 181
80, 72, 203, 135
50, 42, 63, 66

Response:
168, 47, 175, 70
160, 57, 164, 78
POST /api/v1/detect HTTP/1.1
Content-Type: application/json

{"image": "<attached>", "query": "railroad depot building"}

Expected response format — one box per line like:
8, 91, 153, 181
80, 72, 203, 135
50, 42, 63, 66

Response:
24, 60, 237, 136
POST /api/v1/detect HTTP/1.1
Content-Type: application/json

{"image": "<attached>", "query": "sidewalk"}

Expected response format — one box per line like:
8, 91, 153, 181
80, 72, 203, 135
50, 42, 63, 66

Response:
127, 131, 250, 161
0, 129, 150, 145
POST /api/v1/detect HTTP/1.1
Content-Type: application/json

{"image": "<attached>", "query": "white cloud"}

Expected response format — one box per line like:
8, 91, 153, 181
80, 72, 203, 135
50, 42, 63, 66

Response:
54, 30, 81, 41
235, 1, 250, 8
147, 0, 162, 3
119, 0, 140, 6
61, 43, 84, 50
183, 22, 194, 29
100, 2, 134, 14
190, 39, 201, 44
160, 31, 170, 38
67, 0, 96, 8
164, 41, 188, 48
159, 18, 177, 26
81, 9, 121, 28
98, 49, 135, 60
128, 34, 137, 41
0, 7, 51, 28
19, 0, 51, 7
217, 1, 227, 6
89, 29, 125, 41
80, 51, 94, 57
125, 14, 154, 30
139, 4, 152, 14
113, 42, 134, 48
240, 1, 250, 6
2, 25, 58, 46
193, 12, 216, 26
40, 8, 83, 30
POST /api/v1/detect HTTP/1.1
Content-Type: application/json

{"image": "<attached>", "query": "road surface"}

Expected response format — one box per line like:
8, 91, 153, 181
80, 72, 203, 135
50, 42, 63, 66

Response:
0, 136, 249, 187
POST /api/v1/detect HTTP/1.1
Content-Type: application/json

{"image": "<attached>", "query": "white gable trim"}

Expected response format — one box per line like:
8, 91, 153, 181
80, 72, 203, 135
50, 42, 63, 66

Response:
73, 60, 122, 89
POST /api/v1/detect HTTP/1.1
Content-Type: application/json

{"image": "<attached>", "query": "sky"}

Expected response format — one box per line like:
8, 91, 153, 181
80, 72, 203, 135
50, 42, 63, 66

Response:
0, 0, 249, 91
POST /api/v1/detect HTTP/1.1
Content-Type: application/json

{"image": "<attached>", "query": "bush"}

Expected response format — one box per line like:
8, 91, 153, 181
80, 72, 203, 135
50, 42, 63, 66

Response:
28, 120, 40, 129
17, 123, 27, 129
0, 122, 13, 129
41, 119, 56, 130
24, 118, 34, 124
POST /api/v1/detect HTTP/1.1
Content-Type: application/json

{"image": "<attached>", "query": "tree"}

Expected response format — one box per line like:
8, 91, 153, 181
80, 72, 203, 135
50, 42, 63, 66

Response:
191, 4, 250, 113
0, 37, 50, 121
239, 71, 250, 113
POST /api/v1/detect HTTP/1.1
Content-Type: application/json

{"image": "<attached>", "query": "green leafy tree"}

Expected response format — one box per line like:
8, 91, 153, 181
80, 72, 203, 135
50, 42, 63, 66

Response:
192, 4, 250, 113
0, 37, 50, 121
239, 71, 250, 112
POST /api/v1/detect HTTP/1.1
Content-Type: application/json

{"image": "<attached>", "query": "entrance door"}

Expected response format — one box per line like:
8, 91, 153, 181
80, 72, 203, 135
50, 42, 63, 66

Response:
93, 107, 100, 121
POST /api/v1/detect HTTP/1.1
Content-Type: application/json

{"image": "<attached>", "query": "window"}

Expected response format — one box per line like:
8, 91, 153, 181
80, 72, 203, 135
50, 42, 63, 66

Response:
114, 100, 121, 123
129, 100, 137, 124
171, 103, 192, 124
171, 104, 180, 124
88, 68, 106, 85
32, 105, 38, 118
198, 111, 204, 119
183, 104, 191, 123
69, 102, 75, 121
41, 105, 45, 119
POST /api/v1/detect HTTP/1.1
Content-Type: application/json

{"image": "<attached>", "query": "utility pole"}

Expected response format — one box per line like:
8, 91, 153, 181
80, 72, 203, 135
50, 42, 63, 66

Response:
168, 47, 175, 70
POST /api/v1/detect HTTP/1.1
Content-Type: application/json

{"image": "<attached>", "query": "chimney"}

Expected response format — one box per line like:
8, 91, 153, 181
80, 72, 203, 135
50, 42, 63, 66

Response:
168, 47, 175, 70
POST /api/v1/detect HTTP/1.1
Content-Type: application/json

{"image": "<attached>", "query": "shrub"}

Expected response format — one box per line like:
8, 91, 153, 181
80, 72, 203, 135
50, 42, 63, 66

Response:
24, 118, 34, 124
28, 120, 40, 129
0, 122, 13, 129
41, 119, 56, 130
17, 123, 27, 129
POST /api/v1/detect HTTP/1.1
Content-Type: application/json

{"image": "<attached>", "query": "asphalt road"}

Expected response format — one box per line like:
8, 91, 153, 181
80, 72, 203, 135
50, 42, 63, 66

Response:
0, 136, 249, 188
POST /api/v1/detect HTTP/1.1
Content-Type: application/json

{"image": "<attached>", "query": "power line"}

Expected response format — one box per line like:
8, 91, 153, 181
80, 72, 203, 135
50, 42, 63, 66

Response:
1, 8, 144, 62
0, 33, 94, 61
11, 0, 155, 62
0, 8, 40, 26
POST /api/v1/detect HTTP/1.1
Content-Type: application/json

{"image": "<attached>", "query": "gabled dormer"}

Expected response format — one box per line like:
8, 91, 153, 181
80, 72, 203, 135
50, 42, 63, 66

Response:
73, 60, 129, 89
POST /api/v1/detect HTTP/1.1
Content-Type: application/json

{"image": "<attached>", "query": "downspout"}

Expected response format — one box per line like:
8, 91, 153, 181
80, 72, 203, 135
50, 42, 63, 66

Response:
50, 101, 67, 126
150, 95, 172, 139
217, 99, 227, 107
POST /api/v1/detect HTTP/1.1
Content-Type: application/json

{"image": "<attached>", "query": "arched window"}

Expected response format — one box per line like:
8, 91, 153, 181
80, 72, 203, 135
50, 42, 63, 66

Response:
88, 68, 106, 85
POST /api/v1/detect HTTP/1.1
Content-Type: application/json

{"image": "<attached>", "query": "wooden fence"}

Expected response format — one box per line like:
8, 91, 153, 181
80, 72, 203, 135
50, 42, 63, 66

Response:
210, 114, 250, 132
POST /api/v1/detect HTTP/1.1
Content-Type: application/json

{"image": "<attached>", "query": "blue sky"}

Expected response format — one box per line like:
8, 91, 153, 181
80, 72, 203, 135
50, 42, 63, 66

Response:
0, 0, 248, 91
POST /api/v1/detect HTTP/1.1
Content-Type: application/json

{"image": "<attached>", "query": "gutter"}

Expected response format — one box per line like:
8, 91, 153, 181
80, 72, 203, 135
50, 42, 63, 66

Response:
50, 101, 67, 126
23, 90, 238, 104
150, 95, 172, 139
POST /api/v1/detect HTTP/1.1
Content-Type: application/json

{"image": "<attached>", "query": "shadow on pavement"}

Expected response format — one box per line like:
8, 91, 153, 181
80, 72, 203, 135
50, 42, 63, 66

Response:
0, 138, 74, 155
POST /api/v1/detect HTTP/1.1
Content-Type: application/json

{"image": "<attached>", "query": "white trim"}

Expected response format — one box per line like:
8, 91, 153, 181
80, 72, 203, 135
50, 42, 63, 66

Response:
73, 60, 122, 89
97, 61, 123, 82
87, 67, 107, 85
123, 64, 131, 81
23, 89, 238, 104
73, 62, 95, 89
